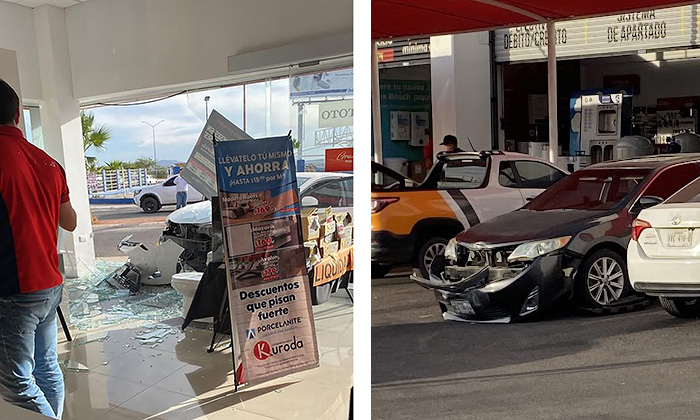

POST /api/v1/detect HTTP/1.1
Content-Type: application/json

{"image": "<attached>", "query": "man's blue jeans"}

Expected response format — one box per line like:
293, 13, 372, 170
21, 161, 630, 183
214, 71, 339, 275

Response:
176, 192, 188, 209
0, 284, 64, 418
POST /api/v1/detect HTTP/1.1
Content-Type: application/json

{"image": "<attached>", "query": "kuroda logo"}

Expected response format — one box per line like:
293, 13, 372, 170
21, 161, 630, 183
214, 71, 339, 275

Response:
253, 337, 304, 361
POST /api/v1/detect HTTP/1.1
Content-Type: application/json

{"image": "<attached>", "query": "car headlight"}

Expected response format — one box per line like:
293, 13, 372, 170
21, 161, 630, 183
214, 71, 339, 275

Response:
507, 236, 571, 263
444, 238, 459, 262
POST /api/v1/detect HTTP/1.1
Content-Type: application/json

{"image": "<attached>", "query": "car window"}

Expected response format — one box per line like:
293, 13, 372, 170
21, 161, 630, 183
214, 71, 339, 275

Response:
163, 176, 176, 187
304, 179, 348, 207
666, 174, 700, 204
499, 161, 518, 188
372, 164, 405, 189
640, 163, 700, 202
438, 159, 487, 189
526, 169, 651, 211
342, 178, 354, 206
513, 161, 566, 189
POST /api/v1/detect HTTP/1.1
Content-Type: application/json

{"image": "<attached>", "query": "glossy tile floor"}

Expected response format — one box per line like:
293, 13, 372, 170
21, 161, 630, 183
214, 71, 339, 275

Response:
53, 291, 353, 420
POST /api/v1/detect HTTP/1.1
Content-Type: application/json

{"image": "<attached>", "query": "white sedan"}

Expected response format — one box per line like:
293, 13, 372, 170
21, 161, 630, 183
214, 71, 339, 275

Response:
628, 176, 700, 318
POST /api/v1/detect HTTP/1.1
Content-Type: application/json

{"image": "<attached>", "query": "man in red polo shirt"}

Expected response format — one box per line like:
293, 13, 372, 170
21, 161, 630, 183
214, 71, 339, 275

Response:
0, 79, 77, 419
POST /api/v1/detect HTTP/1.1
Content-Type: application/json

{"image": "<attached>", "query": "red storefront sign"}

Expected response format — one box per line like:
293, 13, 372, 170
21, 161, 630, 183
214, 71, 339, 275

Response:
325, 148, 353, 172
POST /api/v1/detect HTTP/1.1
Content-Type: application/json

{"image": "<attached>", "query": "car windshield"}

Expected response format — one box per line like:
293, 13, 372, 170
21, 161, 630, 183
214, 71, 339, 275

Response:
525, 168, 651, 211
297, 175, 311, 186
665, 175, 700, 203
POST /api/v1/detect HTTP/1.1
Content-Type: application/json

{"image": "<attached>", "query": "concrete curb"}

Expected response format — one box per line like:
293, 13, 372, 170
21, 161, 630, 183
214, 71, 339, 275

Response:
89, 198, 133, 205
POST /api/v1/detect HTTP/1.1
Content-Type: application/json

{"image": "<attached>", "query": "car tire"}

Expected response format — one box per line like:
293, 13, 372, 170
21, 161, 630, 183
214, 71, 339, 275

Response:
416, 237, 448, 279
574, 248, 639, 314
141, 196, 160, 213
659, 297, 700, 318
371, 264, 392, 279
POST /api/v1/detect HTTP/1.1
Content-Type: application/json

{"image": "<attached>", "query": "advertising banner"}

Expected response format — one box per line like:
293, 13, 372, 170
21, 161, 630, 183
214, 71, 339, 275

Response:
318, 100, 354, 128
181, 110, 252, 198
325, 147, 353, 172
290, 68, 353, 100
214, 136, 319, 386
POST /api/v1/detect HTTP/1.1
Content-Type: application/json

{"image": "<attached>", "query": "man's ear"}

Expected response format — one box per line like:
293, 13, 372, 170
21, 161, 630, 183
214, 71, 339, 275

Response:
14, 107, 20, 125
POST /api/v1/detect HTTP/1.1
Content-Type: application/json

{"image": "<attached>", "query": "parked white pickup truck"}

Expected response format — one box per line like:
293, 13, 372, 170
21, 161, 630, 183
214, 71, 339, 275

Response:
133, 175, 206, 213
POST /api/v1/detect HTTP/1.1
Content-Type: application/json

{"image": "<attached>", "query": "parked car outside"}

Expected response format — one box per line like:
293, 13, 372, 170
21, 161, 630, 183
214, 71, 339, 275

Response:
162, 172, 353, 271
414, 154, 700, 323
372, 151, 568, 278
628, 175, 700, 318
133, 175, 206, 213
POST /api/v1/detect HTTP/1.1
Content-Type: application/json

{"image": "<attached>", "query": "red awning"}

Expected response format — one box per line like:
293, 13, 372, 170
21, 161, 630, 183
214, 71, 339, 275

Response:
372, 0, 698, 40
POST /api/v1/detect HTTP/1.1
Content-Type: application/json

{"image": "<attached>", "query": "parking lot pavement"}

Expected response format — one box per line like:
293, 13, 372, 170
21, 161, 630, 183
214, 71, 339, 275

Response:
91, 204, 171, 258
372, 277, 700, 420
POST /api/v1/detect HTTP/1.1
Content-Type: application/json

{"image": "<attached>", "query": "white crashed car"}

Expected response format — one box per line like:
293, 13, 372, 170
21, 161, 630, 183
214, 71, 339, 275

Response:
161, 172, 353, 271
628, 175, 700, 318
133, 174, 206, 213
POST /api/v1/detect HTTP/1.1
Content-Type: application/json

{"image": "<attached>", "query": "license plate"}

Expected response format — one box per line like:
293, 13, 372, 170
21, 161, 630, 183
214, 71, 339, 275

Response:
451, 299, 475, 315
667, 230, 692, 248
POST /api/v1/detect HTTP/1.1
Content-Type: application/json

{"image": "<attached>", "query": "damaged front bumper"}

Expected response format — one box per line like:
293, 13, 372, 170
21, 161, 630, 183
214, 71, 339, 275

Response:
412, 253, 574, 322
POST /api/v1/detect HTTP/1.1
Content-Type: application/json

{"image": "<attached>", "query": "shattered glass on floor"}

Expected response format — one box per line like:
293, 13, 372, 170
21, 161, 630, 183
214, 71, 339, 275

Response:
66, 259, 184, 333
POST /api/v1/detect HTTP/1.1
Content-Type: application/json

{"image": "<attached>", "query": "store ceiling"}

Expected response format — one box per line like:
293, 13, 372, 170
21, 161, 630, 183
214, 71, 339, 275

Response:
1, 0, 87, 8
372, 0, 699, 39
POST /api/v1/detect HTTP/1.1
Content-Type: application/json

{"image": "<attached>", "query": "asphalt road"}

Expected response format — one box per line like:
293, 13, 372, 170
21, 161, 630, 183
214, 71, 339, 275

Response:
372, 277, 700, 420
92, 205, 170, 258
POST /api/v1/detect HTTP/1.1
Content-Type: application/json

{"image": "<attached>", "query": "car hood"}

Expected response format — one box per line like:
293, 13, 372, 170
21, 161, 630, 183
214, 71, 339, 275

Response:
456, 209, 615, 245
167, 200, 212, 225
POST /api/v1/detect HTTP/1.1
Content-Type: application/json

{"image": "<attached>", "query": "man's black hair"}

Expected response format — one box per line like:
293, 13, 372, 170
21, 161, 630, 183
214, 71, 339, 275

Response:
442, 135, 458, 145
0, 79, 19, 126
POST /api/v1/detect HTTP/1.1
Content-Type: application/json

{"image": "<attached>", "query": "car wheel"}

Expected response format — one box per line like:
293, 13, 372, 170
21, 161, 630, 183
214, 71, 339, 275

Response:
575, 248, 633, 312
371, 264, 392, 279
141, 196, 160, 213
416, 237, 448, 279
659, 297, 700, 318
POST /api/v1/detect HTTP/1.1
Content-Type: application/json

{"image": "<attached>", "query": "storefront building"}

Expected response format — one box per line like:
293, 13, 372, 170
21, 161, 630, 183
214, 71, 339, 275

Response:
0, 0, 351, 275
495, 4, 700, 164
379, 3, 700, 176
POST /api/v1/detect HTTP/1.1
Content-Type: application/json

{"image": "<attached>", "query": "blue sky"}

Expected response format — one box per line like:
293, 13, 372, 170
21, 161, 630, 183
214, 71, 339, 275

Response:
83, 79, 333, 166
84, 80, 287, 165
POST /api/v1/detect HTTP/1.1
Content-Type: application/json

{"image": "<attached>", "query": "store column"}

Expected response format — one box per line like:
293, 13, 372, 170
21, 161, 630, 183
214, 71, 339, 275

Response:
430, 33, 492, 155
33, 5, 95, 277
0, 48, 26, 136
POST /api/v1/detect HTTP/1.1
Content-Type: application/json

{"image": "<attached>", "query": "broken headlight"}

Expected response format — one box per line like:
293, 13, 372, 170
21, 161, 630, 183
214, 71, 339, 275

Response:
444, 238, 459, 262
507, 236, 571, 263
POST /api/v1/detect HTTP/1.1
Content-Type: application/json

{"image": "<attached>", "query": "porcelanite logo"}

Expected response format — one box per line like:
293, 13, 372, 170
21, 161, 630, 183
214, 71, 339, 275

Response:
253, 336, 304, 361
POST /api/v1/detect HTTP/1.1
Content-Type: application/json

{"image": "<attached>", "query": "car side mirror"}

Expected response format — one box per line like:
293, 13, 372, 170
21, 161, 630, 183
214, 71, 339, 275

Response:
638, 195, 664, 210
301, 196, 319, 207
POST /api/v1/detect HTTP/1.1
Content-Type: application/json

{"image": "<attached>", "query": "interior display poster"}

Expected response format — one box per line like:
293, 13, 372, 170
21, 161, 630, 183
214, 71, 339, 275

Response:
214, 136, 319, 386
181, 110, 252, 198
374, 79, 431, 162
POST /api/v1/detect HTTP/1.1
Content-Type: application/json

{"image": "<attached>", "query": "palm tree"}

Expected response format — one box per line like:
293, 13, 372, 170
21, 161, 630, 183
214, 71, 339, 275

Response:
85, 156, 99, 173
82, 111, 111, 153
102, 160, 126, 171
